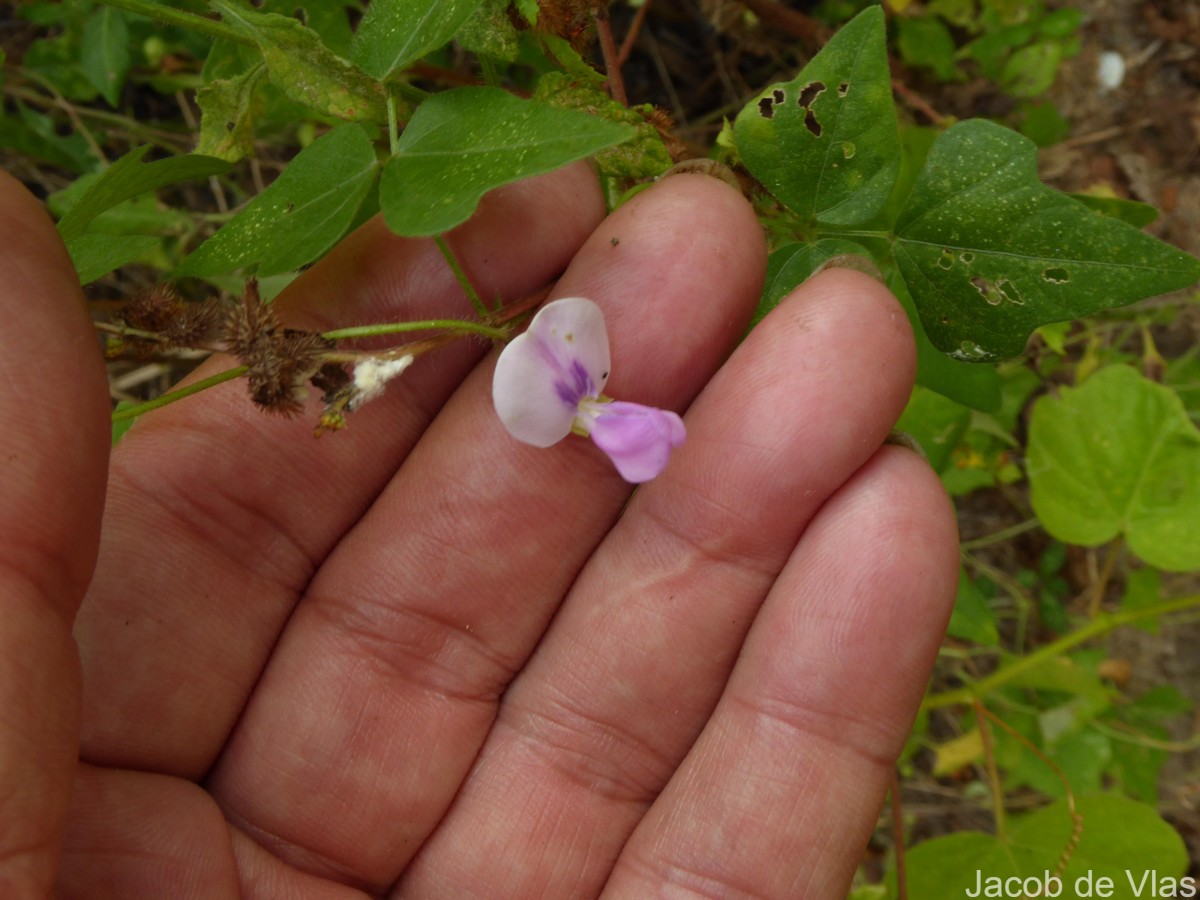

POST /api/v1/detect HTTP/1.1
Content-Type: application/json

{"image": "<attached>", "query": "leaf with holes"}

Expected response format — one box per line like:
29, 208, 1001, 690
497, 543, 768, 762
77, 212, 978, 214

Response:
214, 0, 385, 123
732, 6, 898, 226
379, 87, 634, 237
894, 120, 1200, 362
177, 124, 378, 277
1027, 365, 1200, 572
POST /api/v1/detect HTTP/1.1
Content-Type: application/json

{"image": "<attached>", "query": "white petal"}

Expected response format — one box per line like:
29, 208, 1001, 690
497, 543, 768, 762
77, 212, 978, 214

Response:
492, 297, 612, 447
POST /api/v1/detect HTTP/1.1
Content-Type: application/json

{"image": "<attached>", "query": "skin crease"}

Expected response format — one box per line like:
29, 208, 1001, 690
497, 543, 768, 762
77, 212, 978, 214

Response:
0, 163, 958, 899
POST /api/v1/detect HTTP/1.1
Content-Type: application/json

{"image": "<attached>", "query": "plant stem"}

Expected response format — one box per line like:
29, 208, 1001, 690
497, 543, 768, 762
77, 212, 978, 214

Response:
922, 593, 1200, 711
1087, 536, 1122, 619
386, 93, 400, 156
96, 0, 249, 46
973, 699, 1007, 840
959, 518, 1041, 551
111, 365, 248, 422
593, 5, 627, 106
434, 236, 488, 318
321, 318, 508, 342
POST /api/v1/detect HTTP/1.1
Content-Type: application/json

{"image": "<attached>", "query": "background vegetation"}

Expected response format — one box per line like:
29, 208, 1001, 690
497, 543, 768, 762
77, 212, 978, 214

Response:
1, 0, 1198, 894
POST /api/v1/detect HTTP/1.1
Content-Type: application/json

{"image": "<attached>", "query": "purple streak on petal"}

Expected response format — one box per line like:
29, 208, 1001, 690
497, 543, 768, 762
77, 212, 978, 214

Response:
554, 357, 595, 407
588, 401, 686, 483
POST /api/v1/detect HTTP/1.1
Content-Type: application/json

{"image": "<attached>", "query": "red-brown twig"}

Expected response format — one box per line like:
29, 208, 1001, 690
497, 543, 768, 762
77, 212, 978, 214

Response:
594, 4, 628, 105
617, 0, 652, 67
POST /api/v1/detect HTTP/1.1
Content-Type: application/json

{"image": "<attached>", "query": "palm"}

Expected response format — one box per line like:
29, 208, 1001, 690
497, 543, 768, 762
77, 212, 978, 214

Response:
1, 166, 956, 899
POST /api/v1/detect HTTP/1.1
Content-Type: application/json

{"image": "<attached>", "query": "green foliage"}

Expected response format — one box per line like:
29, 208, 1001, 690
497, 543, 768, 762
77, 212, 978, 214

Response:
213, 0, 386, 123
905, 795, 1188, 899
178, 124, 378, 277
80, 7, 131, 106
1028, 365, 1200, 572
379, 87, 634, 237
893, 121, 1200, 361
734, 6, 898, 227
8, 4, 1200, 893
351, 0, 486, 80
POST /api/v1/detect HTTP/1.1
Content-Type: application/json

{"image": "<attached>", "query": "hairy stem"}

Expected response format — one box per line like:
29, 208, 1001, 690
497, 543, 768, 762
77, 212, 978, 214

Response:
321, 318, 509, 343
434, 236, 489, 318
111, 365, 248, 422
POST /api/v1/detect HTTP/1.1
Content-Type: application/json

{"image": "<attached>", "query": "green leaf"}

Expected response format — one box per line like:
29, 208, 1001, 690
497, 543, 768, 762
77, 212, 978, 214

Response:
1069, 192, 1159, 228
213, 0, 386, 123
533, 74, 672, 179
196, 62, 266, 162
757, 239, 869, 325
66, 233, 159, 285
897, 386, 971, 473
80, 7, 130, 107
1028, 365, 1200, 571
57, 146, 231, 241
905, 795, 1188, 900
888, 269, 1003, 411
178, 124, 378, 278
351, 0, 486, 80
455, 0, 521, 62
380, 87, 633, 237
1120, 567, 1161, 634
894, 120, 1200, 361
733, 6, 899, 225
946, 567, 999, 646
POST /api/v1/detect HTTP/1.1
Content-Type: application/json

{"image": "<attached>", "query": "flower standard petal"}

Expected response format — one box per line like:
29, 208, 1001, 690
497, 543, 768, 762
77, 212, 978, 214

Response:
493, 297, 611, 447
586, 400, 686, 483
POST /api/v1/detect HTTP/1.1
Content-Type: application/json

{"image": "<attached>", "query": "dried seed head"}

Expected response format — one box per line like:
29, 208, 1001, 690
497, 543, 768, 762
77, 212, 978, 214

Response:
119, 283, 222, 354
225, 280, 332, 416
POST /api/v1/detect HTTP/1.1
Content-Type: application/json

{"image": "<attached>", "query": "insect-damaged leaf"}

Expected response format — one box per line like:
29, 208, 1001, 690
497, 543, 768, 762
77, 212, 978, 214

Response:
379, 87, 633, 237
895, 120, 1200, 362
733, 6, 899, 226
213, 0, 386, 123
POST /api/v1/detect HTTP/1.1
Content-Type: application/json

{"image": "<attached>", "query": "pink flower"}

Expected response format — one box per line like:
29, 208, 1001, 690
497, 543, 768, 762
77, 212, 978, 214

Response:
492, 297, 685, 483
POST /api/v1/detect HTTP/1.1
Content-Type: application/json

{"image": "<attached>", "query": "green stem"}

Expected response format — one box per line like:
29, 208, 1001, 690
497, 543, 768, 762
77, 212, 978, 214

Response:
386, 93, 400, 156
960, 518, 1041, 551
434, 236, 488, 318
96, 0, 250, 45
922, 593, 1200, 711
321, 318, 508, 342
111, 365, 248, 422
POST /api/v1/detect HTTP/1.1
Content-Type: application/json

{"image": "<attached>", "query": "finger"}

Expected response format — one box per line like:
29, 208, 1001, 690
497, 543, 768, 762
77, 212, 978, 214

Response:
605, 447, 958, 898
74, 165, 605, 777
0, 171, 109, 895
205, 173, 767, 891
396, 268, 918, 897
56, 765, 238, 899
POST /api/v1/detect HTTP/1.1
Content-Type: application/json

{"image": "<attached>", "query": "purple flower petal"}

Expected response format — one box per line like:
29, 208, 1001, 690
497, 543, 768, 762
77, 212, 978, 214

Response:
493, 298, 611, 447
587, 401, 686, 483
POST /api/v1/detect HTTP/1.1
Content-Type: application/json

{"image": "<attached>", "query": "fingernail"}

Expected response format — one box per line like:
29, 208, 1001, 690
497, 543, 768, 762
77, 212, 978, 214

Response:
813, 253, 886, 285
659, 159, 744, 194
884, 429, 927, 460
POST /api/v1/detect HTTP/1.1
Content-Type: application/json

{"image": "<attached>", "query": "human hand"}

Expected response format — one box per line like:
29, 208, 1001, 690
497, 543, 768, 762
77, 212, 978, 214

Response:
0, 165, 957, 898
